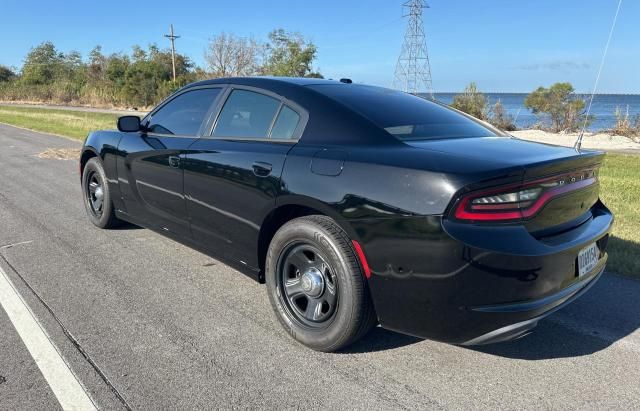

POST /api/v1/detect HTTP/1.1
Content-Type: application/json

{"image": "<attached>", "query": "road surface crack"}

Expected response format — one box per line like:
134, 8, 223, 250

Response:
0, 240, 34, 250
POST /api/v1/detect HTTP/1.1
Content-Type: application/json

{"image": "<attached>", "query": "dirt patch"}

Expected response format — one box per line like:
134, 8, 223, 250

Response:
35, 148, 81, 160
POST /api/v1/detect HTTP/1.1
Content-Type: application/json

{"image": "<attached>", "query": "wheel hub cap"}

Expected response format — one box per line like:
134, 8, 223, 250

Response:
94, 186, 104, 203
300, 268, 324, 298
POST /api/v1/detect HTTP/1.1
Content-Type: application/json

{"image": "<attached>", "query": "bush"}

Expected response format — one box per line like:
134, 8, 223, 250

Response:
611, 105, 640, 140
451, 82, 487, 120
524, 82, 591, 133
489, 100, 516, 131
451, 83, 517, 131
0, 65, 16, 83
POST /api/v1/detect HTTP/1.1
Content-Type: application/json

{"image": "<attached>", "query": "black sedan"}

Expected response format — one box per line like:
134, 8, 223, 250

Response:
80, 77, 613, 352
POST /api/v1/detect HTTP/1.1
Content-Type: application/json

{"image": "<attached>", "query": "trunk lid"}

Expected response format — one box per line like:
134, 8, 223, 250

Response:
405, 136, 593, 168
407, 137, 605, 232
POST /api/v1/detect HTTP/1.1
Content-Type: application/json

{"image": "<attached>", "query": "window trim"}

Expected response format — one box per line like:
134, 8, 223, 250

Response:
204, 85, 308, 143
140, 85, 225, 138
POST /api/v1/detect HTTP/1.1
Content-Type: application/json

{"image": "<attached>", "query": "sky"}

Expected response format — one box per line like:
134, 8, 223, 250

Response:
0, 0, 637, 93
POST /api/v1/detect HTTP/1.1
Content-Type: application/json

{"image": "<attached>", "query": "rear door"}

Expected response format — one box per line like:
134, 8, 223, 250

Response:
117, 87, 223, 237
184, 86, 307, 269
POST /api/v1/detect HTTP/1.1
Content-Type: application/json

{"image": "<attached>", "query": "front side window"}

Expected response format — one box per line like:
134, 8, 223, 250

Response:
147, 88, 221, 136
213, 90, 281, 138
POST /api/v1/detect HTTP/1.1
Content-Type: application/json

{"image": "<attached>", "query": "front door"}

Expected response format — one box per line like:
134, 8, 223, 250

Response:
117, 87, 223, 237
184, 87, 305, 269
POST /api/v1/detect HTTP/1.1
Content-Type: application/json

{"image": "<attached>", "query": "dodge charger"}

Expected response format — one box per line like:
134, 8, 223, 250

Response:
80, 77, 613, 352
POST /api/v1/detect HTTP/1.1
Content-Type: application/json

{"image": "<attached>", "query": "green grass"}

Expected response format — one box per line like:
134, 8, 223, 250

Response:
0, 105, 118, 140
599, 154, 640, 278
0, 105, 637, 277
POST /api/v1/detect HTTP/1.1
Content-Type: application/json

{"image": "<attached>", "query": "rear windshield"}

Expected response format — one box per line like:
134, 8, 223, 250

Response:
309, 84, 499, 141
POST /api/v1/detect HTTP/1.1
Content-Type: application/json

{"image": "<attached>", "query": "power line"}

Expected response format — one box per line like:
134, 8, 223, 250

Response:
164, 24, 180, 82
393, 0, 434, 97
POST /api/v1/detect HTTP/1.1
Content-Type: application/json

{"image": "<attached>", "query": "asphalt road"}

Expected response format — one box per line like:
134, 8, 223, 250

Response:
0, 124, 639, 410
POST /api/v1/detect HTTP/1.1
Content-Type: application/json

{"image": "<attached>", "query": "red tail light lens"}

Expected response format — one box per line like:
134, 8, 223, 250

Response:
454, 169, 597, 222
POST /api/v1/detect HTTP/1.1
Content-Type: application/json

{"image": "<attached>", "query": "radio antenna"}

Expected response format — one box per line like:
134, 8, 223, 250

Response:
575, 0, 623, 151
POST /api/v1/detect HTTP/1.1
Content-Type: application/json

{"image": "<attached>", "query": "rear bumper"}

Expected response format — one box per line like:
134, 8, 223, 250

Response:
461, 266, 604, 345
352, 202, 613, 344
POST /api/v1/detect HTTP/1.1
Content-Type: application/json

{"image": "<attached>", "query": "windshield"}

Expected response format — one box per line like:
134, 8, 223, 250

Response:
309, 84, 499, 141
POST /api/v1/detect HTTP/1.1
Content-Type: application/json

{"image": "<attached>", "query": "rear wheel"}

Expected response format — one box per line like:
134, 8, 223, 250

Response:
266, 215, 376, 352
82, 157, 121, 229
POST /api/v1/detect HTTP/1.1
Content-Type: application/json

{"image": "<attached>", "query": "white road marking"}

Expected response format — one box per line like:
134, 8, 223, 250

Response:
0, 264, 97, 410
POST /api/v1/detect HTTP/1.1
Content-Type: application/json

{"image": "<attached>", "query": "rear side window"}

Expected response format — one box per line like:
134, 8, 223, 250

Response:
309, 84, 498, 141
271, 106, 300, 139
213, 90, 281, 138
147, 88, 221, 136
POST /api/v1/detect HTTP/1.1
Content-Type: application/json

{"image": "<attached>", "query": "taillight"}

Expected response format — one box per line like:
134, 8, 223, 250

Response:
453, 169, 598, 222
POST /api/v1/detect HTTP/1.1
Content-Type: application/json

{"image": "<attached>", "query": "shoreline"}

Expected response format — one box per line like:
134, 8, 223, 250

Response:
511, 130, 640, 152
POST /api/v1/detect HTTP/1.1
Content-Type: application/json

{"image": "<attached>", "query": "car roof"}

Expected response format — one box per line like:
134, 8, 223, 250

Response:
179, 76, 398, 147
184, 76, 346, 89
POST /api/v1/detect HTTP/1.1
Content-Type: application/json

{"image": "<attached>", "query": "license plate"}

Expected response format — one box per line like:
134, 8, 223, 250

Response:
578, 242, 599, 277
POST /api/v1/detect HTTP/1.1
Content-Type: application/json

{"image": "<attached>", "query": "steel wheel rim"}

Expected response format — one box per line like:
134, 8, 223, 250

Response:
86, 171, 104, 217
276, 242, 338, 328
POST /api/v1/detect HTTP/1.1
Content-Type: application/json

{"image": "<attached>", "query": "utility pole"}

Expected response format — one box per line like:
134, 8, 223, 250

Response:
164, 24, 180, 82
393, 0, 434, 98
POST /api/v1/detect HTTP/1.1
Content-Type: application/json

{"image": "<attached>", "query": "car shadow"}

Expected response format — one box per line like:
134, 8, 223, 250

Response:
470, 271, 640, 360
341, 271, 639, 358
111, 222, 143, 230
339, 326, 423, 354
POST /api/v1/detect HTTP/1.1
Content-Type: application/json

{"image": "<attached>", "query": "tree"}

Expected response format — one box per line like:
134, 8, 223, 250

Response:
262, 29, 319, 77
524, 82, 589, 132
450, 82, 487, 120
0, 65, 16, 82
119, 44, 195, 106
88, 46, 107, 82
105, 53, 130, 86
149, 45, 194, 79
204, 33, 261, 77
121, 60, 160, 107
21, 41, 63, 85
131, 45, 147, 63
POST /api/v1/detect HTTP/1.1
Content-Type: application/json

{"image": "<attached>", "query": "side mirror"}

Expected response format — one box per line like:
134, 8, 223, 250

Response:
117, 116, 141, 132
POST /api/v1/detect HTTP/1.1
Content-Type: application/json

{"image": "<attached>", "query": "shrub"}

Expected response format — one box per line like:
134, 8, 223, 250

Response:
0, 65, 16, 83
489, 100, 517, 131
611, 105, 640, 140
524, 82, 591, 133
451, 84, 516, 131
451, 82, 487, 120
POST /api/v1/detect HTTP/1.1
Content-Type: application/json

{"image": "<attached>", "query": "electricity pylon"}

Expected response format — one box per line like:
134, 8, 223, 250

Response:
393, 0, 434, 98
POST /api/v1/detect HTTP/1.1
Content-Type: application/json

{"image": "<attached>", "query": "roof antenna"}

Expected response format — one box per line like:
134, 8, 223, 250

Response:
575, 0, 623, 151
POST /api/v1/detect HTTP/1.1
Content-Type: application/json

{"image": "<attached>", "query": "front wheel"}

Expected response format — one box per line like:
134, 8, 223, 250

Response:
266, 215, 376, 352
82, 157, 121, 229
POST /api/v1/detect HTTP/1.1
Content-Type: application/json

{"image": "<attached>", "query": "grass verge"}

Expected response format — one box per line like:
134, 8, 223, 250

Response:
0, 105, 118, 140
0, 105, 637, 277
599, 154, 640, 278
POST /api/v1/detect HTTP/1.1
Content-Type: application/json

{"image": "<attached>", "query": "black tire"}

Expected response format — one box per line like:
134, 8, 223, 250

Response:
266, 215, 377, 352
82, 157, 121, 229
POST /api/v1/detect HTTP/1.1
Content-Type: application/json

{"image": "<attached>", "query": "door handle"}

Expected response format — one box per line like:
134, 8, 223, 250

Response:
168, 156, 180, 168
252, 161, 272, 177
